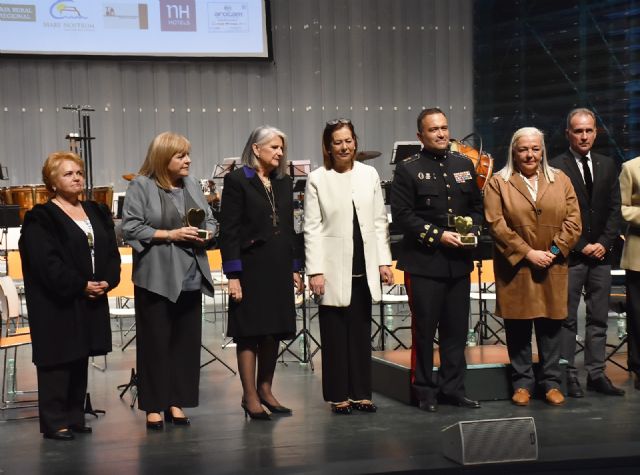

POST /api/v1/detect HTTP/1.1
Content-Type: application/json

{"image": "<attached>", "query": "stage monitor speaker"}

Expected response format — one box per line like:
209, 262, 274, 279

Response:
442, 417, 537, 465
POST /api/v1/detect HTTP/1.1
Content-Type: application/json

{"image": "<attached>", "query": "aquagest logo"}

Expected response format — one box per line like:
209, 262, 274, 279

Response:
159, 0, 196, 32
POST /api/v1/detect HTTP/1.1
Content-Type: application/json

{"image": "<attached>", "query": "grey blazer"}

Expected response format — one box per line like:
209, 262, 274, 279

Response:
122, 175, 216, 302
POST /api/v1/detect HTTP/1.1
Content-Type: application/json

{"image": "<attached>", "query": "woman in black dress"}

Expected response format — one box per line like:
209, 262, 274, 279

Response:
19, 151, 120, 440
220, 125, 303, 420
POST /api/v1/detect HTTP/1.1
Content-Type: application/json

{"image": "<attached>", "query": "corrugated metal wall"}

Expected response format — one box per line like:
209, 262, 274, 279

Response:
0, 0, 472, 191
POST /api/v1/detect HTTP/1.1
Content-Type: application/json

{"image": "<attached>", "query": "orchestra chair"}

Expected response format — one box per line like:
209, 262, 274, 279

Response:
204, 249, 228, 325
98, 250, 136, 369
0, 275, 37, 413
6, 250, 26, 313
606, 269, 628, 371
469, 259, 505, 345
374, 261, 410, 351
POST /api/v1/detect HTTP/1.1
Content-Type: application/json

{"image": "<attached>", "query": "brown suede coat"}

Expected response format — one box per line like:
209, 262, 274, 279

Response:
484, 170, 581, 319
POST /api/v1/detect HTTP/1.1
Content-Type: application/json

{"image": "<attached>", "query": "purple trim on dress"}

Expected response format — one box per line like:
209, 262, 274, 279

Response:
223, 259, 242, 274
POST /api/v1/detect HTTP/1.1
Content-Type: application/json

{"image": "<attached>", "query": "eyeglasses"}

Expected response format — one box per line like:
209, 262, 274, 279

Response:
326, 118, 351, 126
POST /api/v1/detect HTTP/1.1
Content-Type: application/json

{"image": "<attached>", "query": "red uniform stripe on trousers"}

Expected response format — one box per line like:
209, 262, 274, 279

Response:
404, 272, 418, 386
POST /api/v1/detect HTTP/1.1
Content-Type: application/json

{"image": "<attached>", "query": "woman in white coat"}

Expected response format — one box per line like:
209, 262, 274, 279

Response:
305, 119, 393, 414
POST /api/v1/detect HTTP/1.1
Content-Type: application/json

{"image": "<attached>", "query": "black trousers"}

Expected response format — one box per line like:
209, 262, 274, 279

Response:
627, 270, 640, 376
405, 273, 470, 402
36, 357, 88, 434
318, 276, 372, 403
135, 286, 202, 412
504, 318, 562, 393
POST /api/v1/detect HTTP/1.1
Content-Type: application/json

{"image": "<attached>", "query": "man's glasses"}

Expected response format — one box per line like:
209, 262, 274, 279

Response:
326, 118, 351, 126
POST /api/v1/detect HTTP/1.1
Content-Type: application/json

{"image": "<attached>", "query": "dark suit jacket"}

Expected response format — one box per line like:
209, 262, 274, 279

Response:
19, 201, 121, 367
219, 166, 300, 275
550, 150, 621, 266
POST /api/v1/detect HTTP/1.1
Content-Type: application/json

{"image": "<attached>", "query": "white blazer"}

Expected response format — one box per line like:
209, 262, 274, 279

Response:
304, 161, 392, 306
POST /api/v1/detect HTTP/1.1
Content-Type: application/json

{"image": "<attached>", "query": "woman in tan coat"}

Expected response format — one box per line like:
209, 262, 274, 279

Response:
484, 127, 581, 407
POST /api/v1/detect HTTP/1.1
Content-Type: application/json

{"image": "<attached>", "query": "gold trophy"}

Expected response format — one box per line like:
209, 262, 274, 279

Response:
186, 208, 212, 240
454, 216, 477, 248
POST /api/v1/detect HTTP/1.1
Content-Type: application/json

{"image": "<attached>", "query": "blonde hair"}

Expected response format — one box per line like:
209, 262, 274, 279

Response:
498, 127, 557, 183
139, 132, 191, 190
42, 151, 84, 193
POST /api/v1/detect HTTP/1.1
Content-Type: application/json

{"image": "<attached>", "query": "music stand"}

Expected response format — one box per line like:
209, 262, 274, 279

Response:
212, 157, 241, 180
390, 141, 422, 165
277, 269, 321, 370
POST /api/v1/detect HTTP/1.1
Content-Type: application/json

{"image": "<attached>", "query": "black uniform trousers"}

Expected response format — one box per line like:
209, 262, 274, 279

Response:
134, 286, 202, 412
318, 276, 372, 403
405, 273, 470, 402
36, 357, 88, 433
626, 270, 640, 376
504, 318, 563, 392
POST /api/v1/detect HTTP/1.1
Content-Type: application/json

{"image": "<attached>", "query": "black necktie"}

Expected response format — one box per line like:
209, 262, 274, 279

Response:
580, 155, 593, 200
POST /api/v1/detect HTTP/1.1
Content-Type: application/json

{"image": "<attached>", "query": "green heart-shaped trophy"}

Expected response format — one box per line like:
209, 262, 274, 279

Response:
454, 216, 477, 248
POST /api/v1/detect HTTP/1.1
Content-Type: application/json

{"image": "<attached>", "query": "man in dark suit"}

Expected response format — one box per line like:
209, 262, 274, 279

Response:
550, 108, 624, 397
390, 108, 483, 412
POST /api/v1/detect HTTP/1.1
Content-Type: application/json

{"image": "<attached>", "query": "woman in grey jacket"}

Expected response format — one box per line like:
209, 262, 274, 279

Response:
122, 132, 216, 429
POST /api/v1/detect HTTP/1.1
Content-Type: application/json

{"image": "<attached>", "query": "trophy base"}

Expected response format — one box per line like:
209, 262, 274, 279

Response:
460, 235, 478, 248
198, 229, 212, 240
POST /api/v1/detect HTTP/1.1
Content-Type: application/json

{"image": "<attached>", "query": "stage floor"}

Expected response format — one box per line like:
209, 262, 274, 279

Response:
2, 314, 640, 474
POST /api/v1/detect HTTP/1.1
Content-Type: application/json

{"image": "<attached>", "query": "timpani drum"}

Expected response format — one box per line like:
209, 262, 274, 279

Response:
0, 187, 11, 205
9, 185, 50, 222
89, 186, 113, 210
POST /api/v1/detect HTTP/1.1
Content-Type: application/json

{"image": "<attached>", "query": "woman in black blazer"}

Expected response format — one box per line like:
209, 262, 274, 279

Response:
19, 152, 120, 440
219, 125, 303, 420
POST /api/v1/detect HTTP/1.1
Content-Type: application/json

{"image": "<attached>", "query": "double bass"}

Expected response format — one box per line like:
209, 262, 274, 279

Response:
448, 133, 494, 191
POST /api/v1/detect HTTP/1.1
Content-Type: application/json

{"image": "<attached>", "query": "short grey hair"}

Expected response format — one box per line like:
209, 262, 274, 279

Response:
240, 125, 288, 178
566, 108, 596, 130
498, 127, 557, 183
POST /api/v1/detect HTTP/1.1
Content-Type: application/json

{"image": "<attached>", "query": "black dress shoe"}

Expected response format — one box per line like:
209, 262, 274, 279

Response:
566, 377, 584, 398
351, 400, 377, 413
586, 375, 625, 396
146, 412, 164, 430
440, 395, 481, 408
418, 400, 437, 412
330, 402, 352, 415
69, 425, 93, 434
43, 429, 75, 441
259, 398, 292, 415
164, 408, 191, 425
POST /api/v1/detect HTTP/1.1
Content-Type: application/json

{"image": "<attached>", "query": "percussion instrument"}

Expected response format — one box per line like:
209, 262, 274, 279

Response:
449, 134, 494, 191
0, 187, 10, 205
89, 186, 114, 210
356, 151, 382, 161
9, 185, 50, 222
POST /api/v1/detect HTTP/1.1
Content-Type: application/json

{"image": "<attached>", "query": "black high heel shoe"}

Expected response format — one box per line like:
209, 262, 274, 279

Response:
241, 400, 271, 420
146, 412, 164, 430
259, 398, 292, 415
164, 407, 190, 425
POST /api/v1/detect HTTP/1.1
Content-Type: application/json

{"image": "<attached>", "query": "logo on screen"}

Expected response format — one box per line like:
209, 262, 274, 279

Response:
0, 3, 36, 22
103, 3, 148, 30
49, 0, 86, 19
160, 0, 196, 31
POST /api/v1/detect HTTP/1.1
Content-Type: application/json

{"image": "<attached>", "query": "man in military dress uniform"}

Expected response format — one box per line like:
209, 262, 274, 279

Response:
390, 108, 483, 412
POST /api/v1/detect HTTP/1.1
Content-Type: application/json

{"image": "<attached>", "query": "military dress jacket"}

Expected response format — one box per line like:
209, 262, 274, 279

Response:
390, 149, 483, 279
483, 170, 582, 319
